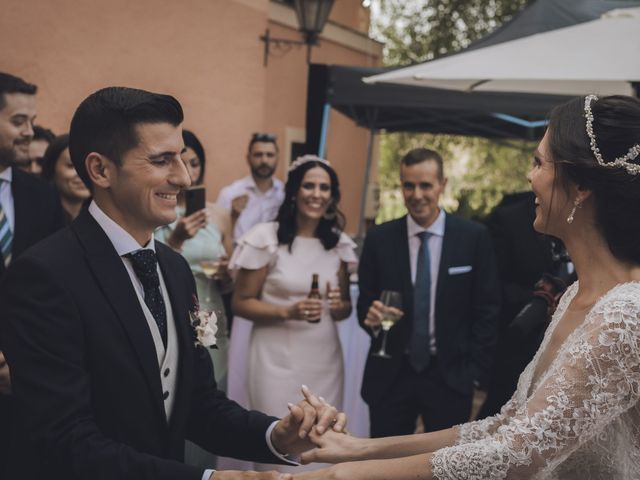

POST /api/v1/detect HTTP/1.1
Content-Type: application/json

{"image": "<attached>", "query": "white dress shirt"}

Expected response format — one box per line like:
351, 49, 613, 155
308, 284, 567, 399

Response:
88, 201, 290, 480
217, 175, 284, 242
0, 167, 15, 231
407, 210, 446, 355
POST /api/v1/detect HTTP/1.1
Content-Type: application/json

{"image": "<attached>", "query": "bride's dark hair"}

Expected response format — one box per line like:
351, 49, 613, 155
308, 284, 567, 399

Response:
275, 160, 346, 251
547, 95, 640, 264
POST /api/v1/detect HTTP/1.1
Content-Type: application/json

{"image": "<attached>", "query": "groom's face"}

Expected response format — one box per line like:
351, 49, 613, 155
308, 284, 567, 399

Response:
106, 122, 191, 240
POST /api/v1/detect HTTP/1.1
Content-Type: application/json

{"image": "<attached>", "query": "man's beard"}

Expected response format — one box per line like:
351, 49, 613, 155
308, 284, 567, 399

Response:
251, 164, 275, 179
0, 146, 15, 168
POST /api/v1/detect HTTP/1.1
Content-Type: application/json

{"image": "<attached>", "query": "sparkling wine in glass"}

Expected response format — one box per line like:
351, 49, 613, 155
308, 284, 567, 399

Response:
372, 290, 403, 358
200, 260, 220, 278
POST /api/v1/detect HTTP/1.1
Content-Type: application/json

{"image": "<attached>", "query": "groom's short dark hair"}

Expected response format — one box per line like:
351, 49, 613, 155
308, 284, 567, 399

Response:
69, 86, 184, 188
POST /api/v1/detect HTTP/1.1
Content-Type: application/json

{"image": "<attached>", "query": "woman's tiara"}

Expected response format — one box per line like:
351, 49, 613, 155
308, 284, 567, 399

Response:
288, 154, 331, 172
584, 94, 640, 175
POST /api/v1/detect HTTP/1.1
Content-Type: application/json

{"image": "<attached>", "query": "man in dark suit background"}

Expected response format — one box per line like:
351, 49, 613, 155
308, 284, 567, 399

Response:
0, 72, 64, 475
479, 191, 568, 418
0, 86, 342, 480
358, 148, 500, 437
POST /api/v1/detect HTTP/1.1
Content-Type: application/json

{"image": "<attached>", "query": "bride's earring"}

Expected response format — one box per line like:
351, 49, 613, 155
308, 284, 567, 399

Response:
566, 198, 582, 224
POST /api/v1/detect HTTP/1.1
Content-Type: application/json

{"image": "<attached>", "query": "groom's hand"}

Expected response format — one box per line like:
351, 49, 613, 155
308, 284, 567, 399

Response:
271, 386, 346, 456
210, 470, 292, 479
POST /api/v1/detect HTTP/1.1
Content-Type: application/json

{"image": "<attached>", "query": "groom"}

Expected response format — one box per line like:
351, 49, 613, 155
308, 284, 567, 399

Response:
0, 87, 342, 480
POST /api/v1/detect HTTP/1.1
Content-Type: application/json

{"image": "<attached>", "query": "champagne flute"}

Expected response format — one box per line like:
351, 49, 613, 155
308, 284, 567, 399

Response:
371, 290, 403, 358
200, 259, 221, 278
199, 259, 221, 304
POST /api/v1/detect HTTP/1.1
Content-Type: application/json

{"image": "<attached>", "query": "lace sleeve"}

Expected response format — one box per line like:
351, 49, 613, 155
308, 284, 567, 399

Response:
432, 292, 640, 479
456, 395, 518, 444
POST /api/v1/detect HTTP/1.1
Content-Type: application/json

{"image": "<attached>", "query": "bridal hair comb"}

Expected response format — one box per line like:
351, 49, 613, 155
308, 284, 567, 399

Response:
288, 154, 331, 172
584, 94, 640, 175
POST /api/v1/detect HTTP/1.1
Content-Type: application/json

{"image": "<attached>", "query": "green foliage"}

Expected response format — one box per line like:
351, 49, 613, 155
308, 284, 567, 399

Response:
369, 0, 536, 222
371, 0, 532, 66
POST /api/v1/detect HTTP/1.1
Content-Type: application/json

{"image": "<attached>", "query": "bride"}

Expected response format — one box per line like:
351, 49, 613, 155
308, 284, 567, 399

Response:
293, 95, 640, 480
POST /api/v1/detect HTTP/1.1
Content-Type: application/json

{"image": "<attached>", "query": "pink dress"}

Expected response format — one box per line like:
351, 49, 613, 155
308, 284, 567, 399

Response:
228, 222, 357, 472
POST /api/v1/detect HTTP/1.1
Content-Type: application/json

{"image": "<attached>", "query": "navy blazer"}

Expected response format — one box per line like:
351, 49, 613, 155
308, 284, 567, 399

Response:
357, 214, 500, 403
0, 168, 64, 277
0, 168, 64, 476
0, 210, 280, 480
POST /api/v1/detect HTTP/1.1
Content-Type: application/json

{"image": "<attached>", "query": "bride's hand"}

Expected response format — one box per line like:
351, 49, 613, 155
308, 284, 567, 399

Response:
301, 428, 365, 465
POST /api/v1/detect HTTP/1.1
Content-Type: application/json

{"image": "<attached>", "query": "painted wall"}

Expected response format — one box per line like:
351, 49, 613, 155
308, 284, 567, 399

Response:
0, 0, 381, 234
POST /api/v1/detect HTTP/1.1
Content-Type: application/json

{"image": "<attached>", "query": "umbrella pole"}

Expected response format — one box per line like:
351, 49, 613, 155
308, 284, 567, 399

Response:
358, 128, 376, 239
318, 103, 331, 158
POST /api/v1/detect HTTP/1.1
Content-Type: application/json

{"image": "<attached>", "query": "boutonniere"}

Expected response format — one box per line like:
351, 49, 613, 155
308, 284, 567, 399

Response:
190, 295, 218, 349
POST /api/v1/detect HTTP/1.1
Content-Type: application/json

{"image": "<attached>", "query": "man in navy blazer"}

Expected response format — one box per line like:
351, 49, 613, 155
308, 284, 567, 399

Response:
0, 72, 64, 477
358, 148, 500, 437
0, 87, 341, 480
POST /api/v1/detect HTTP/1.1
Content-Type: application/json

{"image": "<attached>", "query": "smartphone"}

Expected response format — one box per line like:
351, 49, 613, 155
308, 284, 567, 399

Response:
185, 186, 206, 216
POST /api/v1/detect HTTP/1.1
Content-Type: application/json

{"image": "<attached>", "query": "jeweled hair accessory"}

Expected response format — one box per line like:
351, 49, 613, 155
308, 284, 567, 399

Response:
288, 154, 331, 172
584, 94, 640, 175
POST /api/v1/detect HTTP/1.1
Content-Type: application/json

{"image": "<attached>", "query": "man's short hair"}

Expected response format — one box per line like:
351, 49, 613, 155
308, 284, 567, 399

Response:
400, 148, 445, 179
33, 125, 55, 144
247, 132, 278, 153
69, 86, 184, 188
0, 72, 37, 110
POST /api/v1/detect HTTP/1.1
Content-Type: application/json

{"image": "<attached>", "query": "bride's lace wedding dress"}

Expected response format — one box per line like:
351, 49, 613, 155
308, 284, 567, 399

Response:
432, 281, 640, 479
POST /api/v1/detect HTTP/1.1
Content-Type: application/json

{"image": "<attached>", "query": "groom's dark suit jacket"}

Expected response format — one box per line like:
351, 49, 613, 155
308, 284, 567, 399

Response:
358, 214, 500, 404
0, 210, 280, 480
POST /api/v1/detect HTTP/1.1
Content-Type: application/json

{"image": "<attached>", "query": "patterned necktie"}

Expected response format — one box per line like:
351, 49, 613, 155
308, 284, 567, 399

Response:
0, 182, 13, 267
126, 249, 167, 347
410, 231, 432, 372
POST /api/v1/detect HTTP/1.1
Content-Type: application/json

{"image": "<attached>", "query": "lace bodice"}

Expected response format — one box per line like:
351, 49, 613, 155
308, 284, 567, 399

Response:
431, 281, 640, 479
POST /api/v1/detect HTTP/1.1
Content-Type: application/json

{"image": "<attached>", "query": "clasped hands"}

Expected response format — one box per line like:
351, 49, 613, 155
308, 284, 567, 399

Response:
270, 385, 347, 457
270, 385, 355, 480
213, 386, 347, 480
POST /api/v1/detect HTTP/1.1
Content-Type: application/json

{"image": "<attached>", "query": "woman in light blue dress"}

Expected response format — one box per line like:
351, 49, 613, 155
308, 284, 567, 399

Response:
156, 129, 232, 386
155, 129, 232, 469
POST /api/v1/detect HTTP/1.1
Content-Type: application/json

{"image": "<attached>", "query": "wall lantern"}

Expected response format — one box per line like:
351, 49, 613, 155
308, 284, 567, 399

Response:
260, 0, 335, 66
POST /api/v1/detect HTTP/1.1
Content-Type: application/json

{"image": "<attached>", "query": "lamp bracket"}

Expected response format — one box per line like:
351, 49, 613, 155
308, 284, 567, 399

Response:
259, 28, 313, 66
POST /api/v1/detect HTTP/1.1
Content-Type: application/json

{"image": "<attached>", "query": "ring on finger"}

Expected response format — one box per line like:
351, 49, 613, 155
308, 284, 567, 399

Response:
304, 309, 309, 317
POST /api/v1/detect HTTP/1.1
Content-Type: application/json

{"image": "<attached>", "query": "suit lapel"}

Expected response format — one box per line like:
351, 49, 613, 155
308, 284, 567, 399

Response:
71, 211, 166, 423
11, 170, 31, 257
397, 217, 413, 299
436, 214, 455, 309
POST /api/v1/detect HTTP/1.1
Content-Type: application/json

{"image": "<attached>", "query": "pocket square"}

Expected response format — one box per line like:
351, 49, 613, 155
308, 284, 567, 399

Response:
448, 265, 472, 275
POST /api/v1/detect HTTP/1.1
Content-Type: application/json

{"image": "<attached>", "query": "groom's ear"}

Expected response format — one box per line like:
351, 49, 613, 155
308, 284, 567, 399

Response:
86, 153, 113, 189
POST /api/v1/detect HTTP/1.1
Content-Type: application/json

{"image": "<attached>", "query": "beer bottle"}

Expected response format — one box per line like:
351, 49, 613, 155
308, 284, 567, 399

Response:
307, 273, 321, 323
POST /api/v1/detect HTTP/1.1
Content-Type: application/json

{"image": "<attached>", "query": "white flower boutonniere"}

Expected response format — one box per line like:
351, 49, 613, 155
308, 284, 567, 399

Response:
190, 298, 218, 348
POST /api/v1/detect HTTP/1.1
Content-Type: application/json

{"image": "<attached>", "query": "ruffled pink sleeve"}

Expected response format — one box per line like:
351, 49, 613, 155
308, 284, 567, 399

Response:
335, 232, 358, 266
229, 222, 279, 270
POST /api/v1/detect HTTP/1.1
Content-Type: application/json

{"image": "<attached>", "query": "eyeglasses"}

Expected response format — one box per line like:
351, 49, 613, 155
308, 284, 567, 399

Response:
251, 133, 277, 142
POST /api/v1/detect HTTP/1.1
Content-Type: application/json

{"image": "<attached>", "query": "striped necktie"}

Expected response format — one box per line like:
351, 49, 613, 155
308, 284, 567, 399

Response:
0, 182, 12, 267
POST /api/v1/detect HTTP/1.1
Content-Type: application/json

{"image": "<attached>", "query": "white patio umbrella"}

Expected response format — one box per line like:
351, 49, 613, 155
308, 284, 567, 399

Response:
364, 7, 640, 96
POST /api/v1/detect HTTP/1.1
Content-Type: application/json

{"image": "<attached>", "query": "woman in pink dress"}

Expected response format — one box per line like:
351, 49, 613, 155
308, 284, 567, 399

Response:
229, 155, 357, 473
